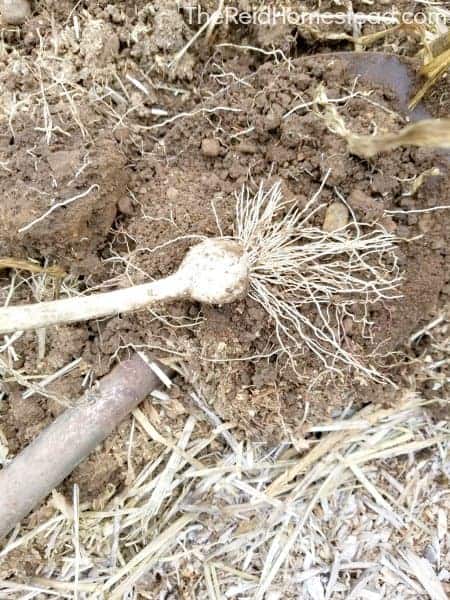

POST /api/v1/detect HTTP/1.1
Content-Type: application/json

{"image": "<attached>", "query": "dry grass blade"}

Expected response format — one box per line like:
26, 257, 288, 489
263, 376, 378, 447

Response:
356, 23, 424, 48
144, 415, 197, 518
0, 258, 65, 278
403, 550, 448, 600
347, 118, 450, 159
169, 0, 224, 68
315, 86, 450, 158
266, 404, 387, 498
410, 37, 450, 109
104, 515, 194, 598
422, 47, 450, 80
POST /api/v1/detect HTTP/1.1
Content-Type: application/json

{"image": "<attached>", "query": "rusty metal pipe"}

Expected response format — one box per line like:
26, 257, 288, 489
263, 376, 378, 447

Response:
0, 354, 168, 540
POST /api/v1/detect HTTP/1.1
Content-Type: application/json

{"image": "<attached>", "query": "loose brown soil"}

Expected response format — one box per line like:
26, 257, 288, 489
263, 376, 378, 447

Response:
0, 0, 448, 503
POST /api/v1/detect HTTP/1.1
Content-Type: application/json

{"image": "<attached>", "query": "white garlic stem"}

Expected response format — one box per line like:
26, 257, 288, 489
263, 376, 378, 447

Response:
0, 274, 186, 334
0, 239, 250, 334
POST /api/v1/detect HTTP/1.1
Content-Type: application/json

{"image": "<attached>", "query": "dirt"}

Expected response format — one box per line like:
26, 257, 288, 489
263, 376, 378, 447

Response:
0, 128, 127, 271
0, 1, 449, 501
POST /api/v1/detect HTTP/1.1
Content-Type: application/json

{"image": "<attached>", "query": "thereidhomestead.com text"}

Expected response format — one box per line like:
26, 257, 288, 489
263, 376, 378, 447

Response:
185, 7, 448, 27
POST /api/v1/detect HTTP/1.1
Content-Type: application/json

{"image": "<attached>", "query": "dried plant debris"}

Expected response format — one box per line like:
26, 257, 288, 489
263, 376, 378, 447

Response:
0, 258, 65, 279
315, 86, 450, 158
0, 392, 448, 598
411, 33, 450, 109
347, 118, 450, 159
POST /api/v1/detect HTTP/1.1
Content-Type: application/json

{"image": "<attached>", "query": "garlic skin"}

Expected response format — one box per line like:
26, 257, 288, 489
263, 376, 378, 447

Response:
179, 239, 250, 304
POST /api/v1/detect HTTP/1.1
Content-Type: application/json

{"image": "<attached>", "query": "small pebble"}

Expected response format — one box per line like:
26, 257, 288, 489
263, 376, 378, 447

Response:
201, 138, 221, 158
113, 126, 130, 144
0, 0, 31, 24
166, 187, 179, 202
263, 110, 281, 131
323, 202, 349, 232
237, 141, 257, 154
118, 196, 134, 216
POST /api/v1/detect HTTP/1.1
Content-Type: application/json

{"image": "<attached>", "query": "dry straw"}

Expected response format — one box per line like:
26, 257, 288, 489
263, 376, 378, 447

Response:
0, 391, 447, 598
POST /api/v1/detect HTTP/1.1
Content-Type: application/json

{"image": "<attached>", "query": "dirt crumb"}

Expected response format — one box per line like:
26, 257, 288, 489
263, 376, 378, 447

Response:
0, 132, 128, 270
